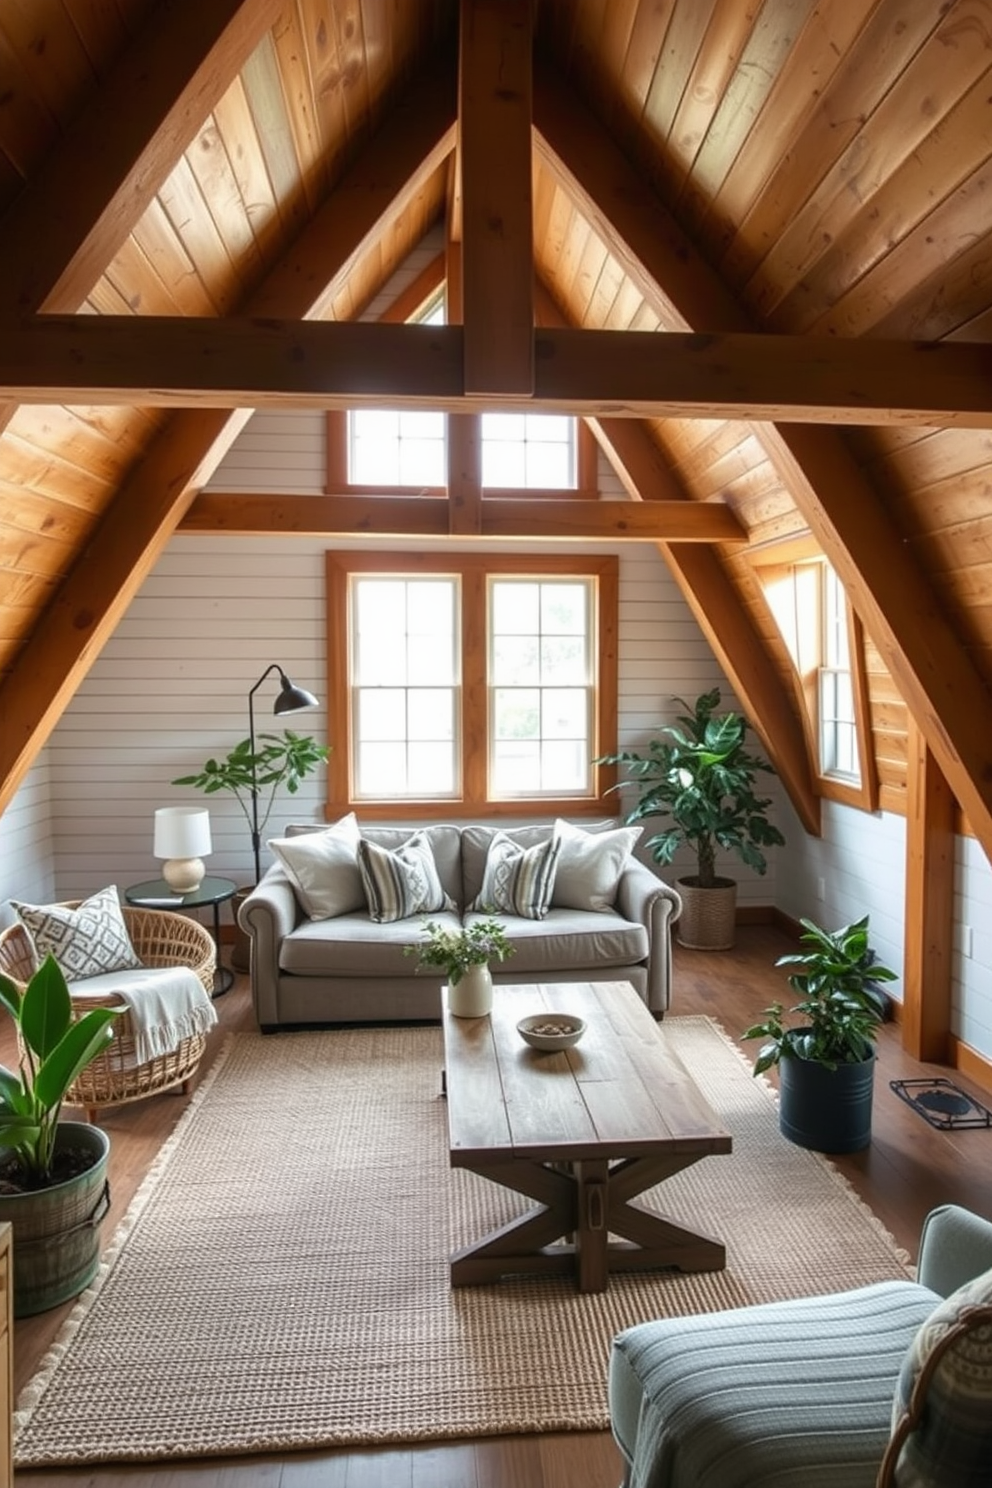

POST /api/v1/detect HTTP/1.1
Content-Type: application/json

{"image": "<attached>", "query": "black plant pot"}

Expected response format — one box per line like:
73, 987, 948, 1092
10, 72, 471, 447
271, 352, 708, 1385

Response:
778, 1052, 875, 1154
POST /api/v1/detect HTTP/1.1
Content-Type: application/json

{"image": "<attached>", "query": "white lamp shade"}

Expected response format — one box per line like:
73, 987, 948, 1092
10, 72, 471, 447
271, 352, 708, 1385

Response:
154, 807, 212, 859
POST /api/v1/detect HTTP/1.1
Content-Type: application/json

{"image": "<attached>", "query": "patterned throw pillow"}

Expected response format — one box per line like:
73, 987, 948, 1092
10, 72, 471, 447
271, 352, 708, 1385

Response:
13, 885, 142, 981
268, 813, 364, 920
471, 830, 562, 920
357, 831, 453, 924
885, 1266, 992, 1486
552, 818, 643, 912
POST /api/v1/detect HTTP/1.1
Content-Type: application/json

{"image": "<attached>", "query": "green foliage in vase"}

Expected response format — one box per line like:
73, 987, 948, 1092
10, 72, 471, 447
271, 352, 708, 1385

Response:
406, 919, 515, 986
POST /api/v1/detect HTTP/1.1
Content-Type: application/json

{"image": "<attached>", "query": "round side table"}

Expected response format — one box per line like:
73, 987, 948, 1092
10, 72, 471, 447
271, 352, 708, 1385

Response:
124, 876, 238, 998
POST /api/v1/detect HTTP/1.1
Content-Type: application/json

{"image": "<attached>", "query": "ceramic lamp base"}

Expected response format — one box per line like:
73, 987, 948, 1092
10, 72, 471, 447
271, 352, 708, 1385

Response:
161, 857, 205, 893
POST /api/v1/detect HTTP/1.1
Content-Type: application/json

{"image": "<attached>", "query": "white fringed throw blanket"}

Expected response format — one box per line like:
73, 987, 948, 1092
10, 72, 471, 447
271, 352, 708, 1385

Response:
69, 966, 218, 1065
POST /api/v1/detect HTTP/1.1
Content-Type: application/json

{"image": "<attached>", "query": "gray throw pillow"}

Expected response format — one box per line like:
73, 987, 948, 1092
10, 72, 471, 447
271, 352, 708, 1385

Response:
13, 885, 142, 981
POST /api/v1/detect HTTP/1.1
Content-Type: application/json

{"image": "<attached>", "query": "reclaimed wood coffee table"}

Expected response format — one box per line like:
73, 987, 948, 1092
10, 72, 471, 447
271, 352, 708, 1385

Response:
442, 979, 733, 1293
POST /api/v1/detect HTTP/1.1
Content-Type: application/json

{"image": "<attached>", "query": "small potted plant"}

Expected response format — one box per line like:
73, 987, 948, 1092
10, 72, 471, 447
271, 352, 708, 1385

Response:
0, 955, 120, 1315
743, 914, 898, 1153
598, 688, 785, 950
407, 918, 514, 1017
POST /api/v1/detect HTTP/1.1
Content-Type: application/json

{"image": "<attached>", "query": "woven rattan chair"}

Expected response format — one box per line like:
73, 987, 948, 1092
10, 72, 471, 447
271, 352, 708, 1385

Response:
0, 904, 215, 1122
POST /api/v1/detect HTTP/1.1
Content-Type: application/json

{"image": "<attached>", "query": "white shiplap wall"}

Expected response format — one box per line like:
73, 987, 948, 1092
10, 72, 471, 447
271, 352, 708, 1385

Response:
0, 758, 56, 915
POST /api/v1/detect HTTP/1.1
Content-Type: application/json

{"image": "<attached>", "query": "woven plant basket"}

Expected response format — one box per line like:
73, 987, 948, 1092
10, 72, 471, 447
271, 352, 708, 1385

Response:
0, 905, 214, 1119
675, 877, 738, 951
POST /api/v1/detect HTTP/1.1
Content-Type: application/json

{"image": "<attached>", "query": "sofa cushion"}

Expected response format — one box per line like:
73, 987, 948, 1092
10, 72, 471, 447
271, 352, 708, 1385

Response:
12, 885, 142, 981
462, 908, 648, 974
358, 830, 454, 923
553, 818, 642, 912
268, 813, 364, 920
280, 910, 464, 978
470, 829, 561, 919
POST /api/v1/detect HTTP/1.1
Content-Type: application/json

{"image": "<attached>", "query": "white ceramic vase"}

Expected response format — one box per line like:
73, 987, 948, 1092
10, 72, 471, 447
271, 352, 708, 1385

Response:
447, 962, 493, 1017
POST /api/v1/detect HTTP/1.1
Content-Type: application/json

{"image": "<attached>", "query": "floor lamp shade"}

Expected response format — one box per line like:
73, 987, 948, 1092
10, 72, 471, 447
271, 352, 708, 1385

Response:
154, 807, 212, 893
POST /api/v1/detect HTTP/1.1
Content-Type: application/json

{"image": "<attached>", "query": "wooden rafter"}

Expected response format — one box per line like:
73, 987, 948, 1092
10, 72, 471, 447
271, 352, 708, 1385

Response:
0, 0, 283, 438
532, 53, 992, 873
0, 61, 458, 818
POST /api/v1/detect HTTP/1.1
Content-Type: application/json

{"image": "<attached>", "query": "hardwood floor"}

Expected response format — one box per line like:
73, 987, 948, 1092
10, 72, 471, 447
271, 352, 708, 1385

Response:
13, 923, 992, 1487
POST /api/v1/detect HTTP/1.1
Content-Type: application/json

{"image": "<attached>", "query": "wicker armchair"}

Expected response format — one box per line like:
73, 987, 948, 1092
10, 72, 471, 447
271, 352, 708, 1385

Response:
0, 904, 216, 1122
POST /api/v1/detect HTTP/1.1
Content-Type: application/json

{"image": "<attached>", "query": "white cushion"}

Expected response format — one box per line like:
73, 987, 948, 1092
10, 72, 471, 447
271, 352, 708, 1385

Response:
357, 830, 453, 924
268, 813, 364, 920
471, 830, 561, 920
552, 818, 642, 912
12, 885, 142, 981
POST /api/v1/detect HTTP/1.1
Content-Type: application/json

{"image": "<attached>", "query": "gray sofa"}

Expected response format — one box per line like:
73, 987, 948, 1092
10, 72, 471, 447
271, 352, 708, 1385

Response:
239, 821, 682, 1031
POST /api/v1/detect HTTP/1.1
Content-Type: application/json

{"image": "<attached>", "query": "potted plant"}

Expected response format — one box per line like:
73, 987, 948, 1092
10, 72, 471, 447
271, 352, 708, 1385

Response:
598, 689, 785, 950
407, 918, 514, 1017
743, 914, 898, 1153
0, 955, 119, 1315
173, 730, 329, 969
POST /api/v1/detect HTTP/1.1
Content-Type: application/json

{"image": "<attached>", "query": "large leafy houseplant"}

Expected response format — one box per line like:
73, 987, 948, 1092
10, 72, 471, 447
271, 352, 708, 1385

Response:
172, 730, 329, 858
743, 914, 898, 1073
743, 914, 898, 1154
598, 688, 784, 888
0, 955, 118, 1189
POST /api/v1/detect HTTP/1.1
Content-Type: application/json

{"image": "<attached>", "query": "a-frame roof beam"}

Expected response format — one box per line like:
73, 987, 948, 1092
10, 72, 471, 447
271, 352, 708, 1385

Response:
6, 319, 992, 425
532, 53, 992, 866
0, 0, 283, 436
459, 0, 534, 395
0, 61, 458, 819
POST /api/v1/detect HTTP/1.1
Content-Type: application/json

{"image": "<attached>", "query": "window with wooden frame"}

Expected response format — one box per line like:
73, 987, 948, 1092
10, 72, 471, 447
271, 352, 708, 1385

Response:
760, 556, 878, 810
325, 553, 618, 819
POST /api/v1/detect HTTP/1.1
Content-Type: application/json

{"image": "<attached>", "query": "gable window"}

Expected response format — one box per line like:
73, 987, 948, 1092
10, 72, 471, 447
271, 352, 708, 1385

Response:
761, 556, 877, 809
326, 553, 617, 818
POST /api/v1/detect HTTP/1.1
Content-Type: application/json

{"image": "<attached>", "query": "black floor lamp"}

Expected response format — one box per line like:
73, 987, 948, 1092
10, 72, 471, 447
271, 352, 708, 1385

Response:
248, 664, 319, 883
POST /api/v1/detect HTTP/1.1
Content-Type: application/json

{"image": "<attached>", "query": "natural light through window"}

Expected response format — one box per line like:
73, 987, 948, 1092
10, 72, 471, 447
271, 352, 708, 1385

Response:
481, 413, 576, 489
489, 577, 593, 797
819, 565, 859, 781
351, 576, 460, 799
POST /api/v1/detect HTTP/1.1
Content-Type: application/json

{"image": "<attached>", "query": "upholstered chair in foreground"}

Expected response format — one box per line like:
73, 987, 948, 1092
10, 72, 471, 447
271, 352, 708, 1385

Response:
609, 1203, 992, 1488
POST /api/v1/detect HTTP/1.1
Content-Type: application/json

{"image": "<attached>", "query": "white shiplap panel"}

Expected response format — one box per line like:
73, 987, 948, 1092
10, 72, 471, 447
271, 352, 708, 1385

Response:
0, 757, 56, 911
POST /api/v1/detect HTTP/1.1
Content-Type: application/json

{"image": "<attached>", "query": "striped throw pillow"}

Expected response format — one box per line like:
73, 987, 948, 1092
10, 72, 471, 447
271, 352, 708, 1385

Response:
471, 830, 561, 920
357, 831, 452, 924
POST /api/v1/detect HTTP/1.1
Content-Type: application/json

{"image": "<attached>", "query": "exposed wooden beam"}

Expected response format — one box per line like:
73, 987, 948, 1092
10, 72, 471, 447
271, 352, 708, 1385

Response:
180, 492, 743, 541
903, 721, 955, 1063
459, 0, 534, 395
533, 53, 992, 869
0, 61, 459, 818
7, 318, 992, 425
0, 0, 282, 436
587, 416, 820, 836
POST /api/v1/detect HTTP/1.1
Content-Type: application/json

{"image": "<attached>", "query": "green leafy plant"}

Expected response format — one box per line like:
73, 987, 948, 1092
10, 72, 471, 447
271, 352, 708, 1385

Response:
173, 730, 329, 842
597, 688, 785, 888
0, 956, 118, 1188
743, 914, 898, 1073
406, 919, 515, 985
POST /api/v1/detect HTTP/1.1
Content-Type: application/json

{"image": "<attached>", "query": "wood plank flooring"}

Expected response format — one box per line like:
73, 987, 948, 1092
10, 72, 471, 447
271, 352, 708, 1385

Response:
13, 923, 992, 1487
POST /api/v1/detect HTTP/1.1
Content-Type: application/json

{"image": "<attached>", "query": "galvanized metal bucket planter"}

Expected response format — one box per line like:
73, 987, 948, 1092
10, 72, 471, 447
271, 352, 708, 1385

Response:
0, 1121, 111, 1317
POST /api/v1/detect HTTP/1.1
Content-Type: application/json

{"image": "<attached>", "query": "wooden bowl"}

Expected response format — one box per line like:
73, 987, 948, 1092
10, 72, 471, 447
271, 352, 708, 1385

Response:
516, 1013, 586, 1052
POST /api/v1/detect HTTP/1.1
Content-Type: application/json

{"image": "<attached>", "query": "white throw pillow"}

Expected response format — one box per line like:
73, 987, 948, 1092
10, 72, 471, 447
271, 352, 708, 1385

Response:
552, 818, 643, 912
471, 830, 561, 920
13, 885, 142, 981
268, 814, 364, 920
357, 830, 453, 924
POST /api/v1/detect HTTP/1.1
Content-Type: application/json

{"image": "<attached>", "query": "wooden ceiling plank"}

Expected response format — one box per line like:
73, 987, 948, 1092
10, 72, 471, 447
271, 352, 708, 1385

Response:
0, 54, 459, 817
0, 0, 282, 317
459, 0, 534, 396
9, 316, 992, 426
534, 50, 992, 862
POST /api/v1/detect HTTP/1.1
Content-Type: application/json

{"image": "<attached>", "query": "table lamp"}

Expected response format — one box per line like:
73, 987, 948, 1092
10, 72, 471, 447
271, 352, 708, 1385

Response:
153, 807, 212, 893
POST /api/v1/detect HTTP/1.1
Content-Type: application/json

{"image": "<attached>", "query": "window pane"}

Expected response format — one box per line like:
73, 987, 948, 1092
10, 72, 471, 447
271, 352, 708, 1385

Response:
492, 636, 539, 685
542, 739, 587, 791
542, 583, 586, 634
542, 688, 587, 739
491, 740, 540, 794
483, 440, 526, 487
408, 689, 453, 740
481, 412, 577, 490
349, 408, 444, 485
541, 636, 586, 684
356, 689, 406, 740
493, 688, 540, 739
492, 582, 539, 635
356, 741, 406, 794
408, 742, 455, 794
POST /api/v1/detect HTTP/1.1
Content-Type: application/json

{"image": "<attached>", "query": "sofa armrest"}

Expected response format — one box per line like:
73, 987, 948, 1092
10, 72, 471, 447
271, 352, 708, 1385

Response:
917, 1203, 992, 1297
616, 859, 682, 1016
239, 870, 300, 1027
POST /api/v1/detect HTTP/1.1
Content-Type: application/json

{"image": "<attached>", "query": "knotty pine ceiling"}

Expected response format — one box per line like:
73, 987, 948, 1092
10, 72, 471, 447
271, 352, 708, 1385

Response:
2, 0, 992, 863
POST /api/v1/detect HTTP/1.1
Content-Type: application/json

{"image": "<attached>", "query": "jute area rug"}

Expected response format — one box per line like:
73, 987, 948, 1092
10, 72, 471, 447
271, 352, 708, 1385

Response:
14, 1017, 911, 1467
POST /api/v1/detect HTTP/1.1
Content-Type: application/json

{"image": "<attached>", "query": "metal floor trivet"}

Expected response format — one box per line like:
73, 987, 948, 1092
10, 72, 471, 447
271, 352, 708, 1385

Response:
890, 1078, 992, 1131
